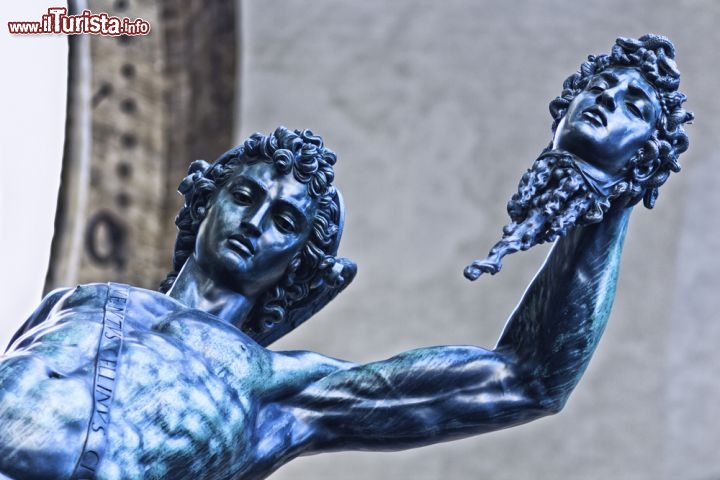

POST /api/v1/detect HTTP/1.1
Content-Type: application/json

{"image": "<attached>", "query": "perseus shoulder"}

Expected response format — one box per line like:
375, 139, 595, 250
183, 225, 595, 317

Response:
5, 283, 115, 352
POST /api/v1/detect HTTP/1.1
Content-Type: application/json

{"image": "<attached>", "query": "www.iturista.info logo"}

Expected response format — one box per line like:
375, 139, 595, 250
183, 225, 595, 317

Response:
8, 7, 151, 35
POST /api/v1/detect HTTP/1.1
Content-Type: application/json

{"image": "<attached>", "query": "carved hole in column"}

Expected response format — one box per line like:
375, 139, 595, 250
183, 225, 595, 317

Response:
120, 98, 137, 115
115, 0, 129, 12
116, 192, 132, 208
92, 82, 113, 108
121, 63, 135, 79
121, 133, 137, 149
85, 210, 127, 269
118, 35, 132, 46
162, 6, 177, 19
116, 162, 132, 179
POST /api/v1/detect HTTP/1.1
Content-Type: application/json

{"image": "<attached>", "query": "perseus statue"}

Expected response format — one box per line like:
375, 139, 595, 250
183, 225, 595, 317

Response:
0, 34, 692, 480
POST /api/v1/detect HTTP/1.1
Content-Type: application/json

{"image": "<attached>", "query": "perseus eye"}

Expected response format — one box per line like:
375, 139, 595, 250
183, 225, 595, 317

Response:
273, 212, 297, 234
231, 187, 253, 206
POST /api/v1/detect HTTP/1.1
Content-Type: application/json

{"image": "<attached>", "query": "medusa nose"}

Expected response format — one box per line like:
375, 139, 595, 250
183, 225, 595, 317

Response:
596, 89, 617, 110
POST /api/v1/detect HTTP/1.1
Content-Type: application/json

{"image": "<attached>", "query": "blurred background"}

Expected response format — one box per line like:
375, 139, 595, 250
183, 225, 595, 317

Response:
1, 1, 719, 479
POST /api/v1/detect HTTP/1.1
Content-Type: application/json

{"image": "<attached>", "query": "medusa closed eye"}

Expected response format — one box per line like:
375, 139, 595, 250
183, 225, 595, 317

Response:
626, 102, 643, 119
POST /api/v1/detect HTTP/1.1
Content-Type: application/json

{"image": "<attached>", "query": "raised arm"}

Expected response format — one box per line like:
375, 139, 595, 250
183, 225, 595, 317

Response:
262, 204, 631, 458
495, 202, 630, 405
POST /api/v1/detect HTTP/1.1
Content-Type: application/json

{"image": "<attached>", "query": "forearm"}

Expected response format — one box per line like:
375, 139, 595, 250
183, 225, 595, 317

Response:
495, 203, 632, 409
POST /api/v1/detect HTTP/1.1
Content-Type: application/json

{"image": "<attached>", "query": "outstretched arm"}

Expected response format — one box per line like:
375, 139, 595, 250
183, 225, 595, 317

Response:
263, 204, 631, 458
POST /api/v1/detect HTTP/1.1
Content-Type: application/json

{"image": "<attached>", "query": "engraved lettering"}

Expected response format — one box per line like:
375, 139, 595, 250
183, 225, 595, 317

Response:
97, 373, 115, 389
96, 382, 113, 394
97, 366, 116, 379
98, 358, 117, 368
95, 390, 112, 406
108, 296, 127, 306
80, 450, 100, 469
104, 329, 122, 340
95, 409, 110, 426
72, 285, 128, 479
91, 421, 106, 433
106, 309, 123, 324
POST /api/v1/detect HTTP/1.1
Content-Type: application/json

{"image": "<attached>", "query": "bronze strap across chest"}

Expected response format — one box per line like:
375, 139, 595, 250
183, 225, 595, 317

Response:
71, 283, 129, 480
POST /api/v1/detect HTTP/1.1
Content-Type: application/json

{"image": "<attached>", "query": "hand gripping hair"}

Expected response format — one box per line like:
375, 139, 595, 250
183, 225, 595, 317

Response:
465, 34, 693, 280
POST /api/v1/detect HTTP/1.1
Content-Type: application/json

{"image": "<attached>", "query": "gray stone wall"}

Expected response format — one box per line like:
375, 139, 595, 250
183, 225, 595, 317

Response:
238, 1, 720, 479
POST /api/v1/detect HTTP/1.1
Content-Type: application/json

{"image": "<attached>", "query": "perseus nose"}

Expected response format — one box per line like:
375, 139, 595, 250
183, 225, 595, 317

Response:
240, 203, 271, 237
240, 220, 261, 237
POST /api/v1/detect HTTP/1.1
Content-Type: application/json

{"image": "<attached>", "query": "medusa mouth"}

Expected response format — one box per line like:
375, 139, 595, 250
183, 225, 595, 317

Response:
581, 106, 607, 127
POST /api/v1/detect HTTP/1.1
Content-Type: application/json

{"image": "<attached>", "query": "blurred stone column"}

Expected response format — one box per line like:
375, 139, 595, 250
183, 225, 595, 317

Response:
45, 0, 238, 292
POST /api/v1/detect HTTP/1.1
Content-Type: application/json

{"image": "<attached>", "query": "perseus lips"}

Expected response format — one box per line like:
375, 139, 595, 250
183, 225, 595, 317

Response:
227, 236, 255, 256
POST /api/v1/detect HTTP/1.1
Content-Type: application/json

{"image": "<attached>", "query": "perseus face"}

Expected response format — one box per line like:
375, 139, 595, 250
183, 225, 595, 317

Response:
553, 67, 661, 180
194, 161, 318, 299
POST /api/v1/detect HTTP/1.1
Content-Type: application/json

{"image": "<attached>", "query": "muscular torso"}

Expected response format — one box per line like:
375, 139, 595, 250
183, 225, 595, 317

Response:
0, 284, 283, 480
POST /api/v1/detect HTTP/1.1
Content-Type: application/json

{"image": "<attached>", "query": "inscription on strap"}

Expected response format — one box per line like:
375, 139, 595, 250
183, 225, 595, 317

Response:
71, 284, 129, 479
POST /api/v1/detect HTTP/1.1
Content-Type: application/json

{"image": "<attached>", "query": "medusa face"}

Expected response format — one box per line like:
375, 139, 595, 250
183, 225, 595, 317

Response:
194, 161, 317, 299
553, 67, 661, 180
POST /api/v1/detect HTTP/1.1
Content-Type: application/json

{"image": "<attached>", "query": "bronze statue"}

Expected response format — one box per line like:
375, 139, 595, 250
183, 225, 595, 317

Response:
0, 35, 692, 480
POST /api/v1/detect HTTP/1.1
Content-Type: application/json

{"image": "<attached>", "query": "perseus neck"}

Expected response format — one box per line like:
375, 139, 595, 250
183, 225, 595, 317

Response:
166, 256, 256, 328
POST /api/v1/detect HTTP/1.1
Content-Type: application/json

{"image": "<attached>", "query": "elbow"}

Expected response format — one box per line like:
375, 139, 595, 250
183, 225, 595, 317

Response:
521, 375, 571, 417
534, 383, 573, 417
541, 395, 568, 416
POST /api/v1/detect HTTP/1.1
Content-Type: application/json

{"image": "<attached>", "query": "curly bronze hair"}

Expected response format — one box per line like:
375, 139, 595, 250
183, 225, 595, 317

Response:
548, 34, 694, 208
466, 35, 694, 280
159, 127, 342, 335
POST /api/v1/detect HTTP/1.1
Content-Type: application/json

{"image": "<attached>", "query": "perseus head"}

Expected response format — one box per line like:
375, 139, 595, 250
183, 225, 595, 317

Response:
549, 34, 693, 208
160, 127, 346, 336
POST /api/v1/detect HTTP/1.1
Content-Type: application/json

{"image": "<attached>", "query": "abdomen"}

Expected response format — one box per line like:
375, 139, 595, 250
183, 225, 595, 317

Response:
0, 318, 101, 479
